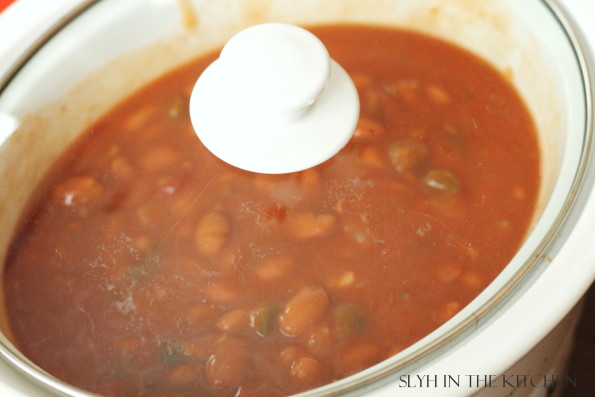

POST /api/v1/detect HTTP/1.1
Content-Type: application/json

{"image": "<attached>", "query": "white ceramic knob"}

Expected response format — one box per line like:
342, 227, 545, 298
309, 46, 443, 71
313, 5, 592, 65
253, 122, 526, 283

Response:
189, 23, 359, 174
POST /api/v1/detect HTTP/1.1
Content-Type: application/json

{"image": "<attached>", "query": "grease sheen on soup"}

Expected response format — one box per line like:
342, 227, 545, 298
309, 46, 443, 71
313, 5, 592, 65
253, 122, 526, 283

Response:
3, 25, 540, 397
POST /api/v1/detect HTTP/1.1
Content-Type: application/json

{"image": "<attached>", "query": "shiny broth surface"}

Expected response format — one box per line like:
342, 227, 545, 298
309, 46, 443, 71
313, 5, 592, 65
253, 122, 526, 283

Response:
4, 25, 539, 396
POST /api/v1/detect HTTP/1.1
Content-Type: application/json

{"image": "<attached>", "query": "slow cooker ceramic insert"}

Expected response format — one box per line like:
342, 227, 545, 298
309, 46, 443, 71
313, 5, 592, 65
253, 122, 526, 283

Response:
0, 0, 594, 396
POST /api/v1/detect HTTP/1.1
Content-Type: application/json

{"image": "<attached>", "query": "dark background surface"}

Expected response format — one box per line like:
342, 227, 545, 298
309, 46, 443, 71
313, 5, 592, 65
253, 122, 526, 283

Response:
564, 283, 595, 397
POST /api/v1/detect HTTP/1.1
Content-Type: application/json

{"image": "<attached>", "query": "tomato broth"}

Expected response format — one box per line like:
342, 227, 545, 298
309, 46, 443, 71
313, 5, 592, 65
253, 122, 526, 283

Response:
3, 25, 540, 397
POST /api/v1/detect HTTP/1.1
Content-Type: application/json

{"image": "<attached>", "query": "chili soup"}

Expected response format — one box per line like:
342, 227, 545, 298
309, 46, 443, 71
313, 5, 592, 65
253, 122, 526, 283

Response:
3, 25, 540, 397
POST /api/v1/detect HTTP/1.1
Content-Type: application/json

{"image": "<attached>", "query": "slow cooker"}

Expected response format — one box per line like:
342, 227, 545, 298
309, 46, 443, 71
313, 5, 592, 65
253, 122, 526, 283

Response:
0, 0, 594, 396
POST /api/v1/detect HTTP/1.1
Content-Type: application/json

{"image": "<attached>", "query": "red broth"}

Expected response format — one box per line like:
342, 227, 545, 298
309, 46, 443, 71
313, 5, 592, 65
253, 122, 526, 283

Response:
3, 25, 539, 397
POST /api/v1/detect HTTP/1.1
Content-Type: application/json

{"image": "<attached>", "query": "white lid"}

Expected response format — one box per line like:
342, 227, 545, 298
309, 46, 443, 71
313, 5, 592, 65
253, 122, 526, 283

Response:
189, 23, 359, 174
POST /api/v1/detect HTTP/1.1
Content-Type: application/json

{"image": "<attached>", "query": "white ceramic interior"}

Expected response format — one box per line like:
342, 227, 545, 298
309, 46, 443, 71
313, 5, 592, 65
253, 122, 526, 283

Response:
0, 0, 591, 396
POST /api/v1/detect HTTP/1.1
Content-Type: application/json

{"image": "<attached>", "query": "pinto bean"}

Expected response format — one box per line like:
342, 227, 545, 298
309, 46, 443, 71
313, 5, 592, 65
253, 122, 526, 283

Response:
132, 236, 151, 251
183, 334, 220, 360
110, 157, 133, 179
385, 79, 421, 105
512, 185, 527, 201
436, 262, 463, 282
361, 89, 386, 118
205, 337, 250, 389
202, 282, 238, 304
306, 324, 334, 357
327, 271, 355, 289
140, 146, 180, 171
279, 346, 325, 384
168, 94, 187, 118
460, 270, 485, 290
171, 192, 197, 217
52, 176, 103, 206
388, 139, 430, 174
123, 106, 155, 131
350, 73, 374, 92
253, 255, 293, 281
195, 210, 230, 255
358, 145, 384, 168
168, 364, 202, 386
342, 218, 371, 246
424, 169, 461, 193
185, 302, 215, 324
216, 309, 248, 332
298, 169, 320, 187
279, 286, 329, 336
136, 203, 159, 225
426, 85, 452, 105
290, 356, 324, 383
279, 346, 303, 365
436, 301, 461, 323
252, 173, 285, 191
286, 213, 335, 240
